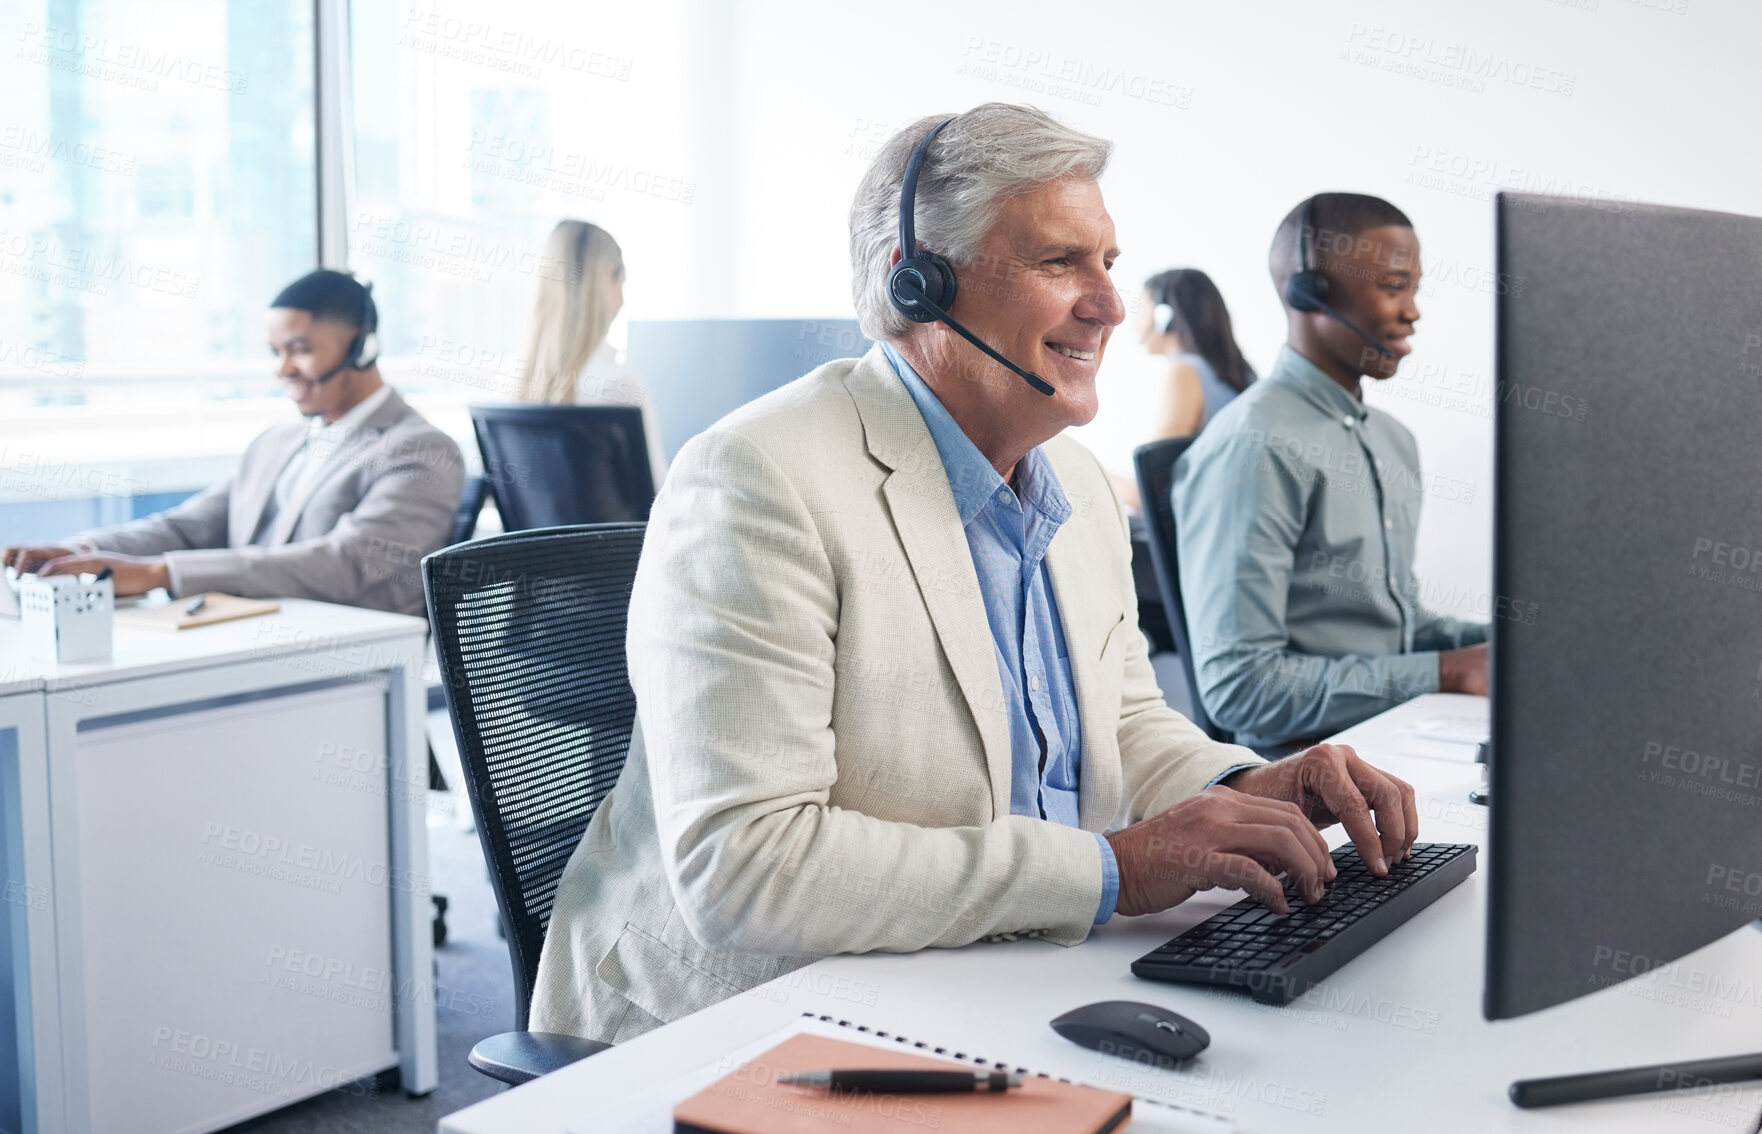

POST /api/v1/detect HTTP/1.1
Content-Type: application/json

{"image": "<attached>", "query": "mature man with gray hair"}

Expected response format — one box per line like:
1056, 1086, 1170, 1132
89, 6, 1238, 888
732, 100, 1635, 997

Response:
530, 103, 1419, 1045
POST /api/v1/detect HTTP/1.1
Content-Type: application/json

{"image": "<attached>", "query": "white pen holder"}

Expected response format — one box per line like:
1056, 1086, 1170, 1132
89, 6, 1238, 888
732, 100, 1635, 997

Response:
20, 575, 114, 663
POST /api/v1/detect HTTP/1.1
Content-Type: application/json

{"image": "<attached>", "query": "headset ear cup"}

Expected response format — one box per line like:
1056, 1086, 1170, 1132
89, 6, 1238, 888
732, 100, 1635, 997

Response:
889, 252, 959, 324
354, 331, 379, 370
916, 251, 957, 312
1284, 269, 1329, 313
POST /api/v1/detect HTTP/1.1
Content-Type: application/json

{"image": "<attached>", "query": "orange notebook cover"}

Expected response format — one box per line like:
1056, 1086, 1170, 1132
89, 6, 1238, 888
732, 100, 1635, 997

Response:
671, 1032, 1132, 1134
114, 593, 280, 631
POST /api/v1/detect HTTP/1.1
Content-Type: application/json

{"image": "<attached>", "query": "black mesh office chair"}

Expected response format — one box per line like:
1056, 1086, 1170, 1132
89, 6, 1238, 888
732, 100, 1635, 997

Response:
422, 475, 493, 944
423, 523, 646, 1085
470, 405, 655, 532
446, 475, 489, 546
426, 474, 491, 745
1134, 438, 1232, 744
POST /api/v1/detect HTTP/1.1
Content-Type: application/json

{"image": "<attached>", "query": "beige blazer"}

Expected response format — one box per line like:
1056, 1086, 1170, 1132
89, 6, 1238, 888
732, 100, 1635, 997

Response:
73, 387, 462, 616
529, 346, 1262, 1043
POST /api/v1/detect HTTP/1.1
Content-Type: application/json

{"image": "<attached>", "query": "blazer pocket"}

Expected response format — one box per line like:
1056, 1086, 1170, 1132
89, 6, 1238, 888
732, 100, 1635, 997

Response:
595, 920, 746, 1025
594, 911, 796, 1025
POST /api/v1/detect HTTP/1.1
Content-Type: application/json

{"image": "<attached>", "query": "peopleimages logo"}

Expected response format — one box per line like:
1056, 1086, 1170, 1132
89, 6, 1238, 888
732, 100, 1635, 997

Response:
468, 132, 696, 205
1343, 24, 1577, 96
0, 229, 198, 298
396, 8, 633, 80
198, 822, 425, 894
17, 21, 250, 94
0, 125, 136, 176
958, 38, 1193, 108
148, 1026, 370, 1100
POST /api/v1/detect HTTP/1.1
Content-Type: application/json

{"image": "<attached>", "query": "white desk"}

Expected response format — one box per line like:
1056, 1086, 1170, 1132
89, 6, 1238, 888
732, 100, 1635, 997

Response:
0, 599, 437, 1134
441, 694, 1762, 1133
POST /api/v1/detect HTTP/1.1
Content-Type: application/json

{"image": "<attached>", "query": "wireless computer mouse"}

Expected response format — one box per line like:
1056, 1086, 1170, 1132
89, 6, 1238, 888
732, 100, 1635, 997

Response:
1050, 1000, 1211, 1067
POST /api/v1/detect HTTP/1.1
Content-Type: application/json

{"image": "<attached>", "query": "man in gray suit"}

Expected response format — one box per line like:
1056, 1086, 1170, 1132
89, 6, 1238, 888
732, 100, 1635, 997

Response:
2, 270, 463, 617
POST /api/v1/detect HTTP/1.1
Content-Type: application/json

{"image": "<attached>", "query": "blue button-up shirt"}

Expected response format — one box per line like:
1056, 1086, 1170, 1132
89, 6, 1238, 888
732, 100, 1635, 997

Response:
883, 346, 1119, 923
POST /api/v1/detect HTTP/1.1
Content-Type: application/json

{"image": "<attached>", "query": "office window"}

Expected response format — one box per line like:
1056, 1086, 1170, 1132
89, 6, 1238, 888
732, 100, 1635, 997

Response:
0, 0, 316, 532
347, 0, 712, 406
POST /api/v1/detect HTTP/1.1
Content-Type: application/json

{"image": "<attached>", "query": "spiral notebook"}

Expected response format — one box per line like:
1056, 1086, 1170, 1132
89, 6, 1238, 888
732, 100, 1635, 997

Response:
673, 1031, 1131, 1133
586, 1014, 1233, 1134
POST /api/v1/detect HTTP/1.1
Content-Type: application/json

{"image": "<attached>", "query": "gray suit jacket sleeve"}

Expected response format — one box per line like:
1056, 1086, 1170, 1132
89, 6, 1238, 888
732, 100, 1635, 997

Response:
73, 478, 234, 556
163, 424, 462, 614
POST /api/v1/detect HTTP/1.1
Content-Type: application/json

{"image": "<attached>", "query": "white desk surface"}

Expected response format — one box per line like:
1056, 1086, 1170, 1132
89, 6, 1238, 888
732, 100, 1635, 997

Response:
0, 598, 427, 691
440, 694, 1762, 1133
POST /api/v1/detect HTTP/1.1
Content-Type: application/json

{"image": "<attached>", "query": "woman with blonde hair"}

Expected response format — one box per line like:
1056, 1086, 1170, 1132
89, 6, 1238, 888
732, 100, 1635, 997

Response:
515, 219, 665, 481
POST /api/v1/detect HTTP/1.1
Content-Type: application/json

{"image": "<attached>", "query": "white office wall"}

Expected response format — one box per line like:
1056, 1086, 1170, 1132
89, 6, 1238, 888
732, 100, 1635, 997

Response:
706, 0, 1762, 615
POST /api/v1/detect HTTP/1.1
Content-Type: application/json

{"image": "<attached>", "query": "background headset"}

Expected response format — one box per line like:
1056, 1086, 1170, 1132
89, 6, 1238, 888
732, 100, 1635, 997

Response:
1282, 195, 1396, 360
886, 118, 1056, 397
1150, 276, 1176, 336
311, 278, 380, 385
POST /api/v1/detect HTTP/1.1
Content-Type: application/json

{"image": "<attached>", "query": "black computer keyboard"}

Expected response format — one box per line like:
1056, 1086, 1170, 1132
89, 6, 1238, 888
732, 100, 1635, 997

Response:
1130, 842, 1477, 1005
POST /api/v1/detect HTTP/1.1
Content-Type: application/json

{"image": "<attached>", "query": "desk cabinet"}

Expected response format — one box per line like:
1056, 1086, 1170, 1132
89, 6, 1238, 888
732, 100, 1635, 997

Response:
0, 602, 436, 1134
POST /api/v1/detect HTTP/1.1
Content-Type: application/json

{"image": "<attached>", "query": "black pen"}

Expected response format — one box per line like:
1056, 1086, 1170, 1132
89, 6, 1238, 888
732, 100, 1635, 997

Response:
184, 595, 207, 615
92, 566, 113, 583
778, 1069, 1022, 1093
1512, 1051, 1762, 1108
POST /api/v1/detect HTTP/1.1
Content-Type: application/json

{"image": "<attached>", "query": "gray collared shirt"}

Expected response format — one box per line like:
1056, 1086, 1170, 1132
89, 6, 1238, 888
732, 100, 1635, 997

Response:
1173, 345, 1486, 748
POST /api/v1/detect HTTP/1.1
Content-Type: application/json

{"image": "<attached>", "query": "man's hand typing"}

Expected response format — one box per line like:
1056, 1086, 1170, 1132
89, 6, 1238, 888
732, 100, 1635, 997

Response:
1222, 742, 1418, 875
1105, 742, 1418, 918
1104, 787, 1336, 917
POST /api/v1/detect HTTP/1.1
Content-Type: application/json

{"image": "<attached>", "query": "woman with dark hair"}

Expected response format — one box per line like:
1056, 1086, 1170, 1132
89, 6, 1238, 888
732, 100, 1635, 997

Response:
1106, 268, 1255, 510
1137, 268, 1256, 437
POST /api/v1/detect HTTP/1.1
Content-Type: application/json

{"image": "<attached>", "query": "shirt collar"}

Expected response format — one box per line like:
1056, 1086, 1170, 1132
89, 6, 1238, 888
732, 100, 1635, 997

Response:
1267, 344, 1371, 428
310, 382, 394, 439
881, 343, 1069, 527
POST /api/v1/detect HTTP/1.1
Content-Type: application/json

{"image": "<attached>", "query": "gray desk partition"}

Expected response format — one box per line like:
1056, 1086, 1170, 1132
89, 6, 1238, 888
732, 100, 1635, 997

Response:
627, 318, 870, 460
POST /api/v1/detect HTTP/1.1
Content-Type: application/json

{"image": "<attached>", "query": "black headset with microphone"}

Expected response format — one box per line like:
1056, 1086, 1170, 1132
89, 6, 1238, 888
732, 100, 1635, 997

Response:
1283, 196, 1395, 360
310, 279, 381, 385
886, 118, 1056, 397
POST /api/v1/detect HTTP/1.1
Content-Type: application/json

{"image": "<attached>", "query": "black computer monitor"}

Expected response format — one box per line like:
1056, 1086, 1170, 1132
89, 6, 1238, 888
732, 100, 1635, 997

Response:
470, 404, 655, 531
1485, 192, 1762, 1020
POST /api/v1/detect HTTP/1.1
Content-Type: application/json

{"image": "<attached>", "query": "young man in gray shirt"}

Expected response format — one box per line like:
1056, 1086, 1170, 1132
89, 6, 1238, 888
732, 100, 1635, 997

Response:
1173, 193, 1487, 750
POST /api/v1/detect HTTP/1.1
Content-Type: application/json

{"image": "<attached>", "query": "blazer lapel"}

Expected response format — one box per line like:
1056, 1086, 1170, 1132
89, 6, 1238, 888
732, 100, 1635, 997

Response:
265, 390, 407, 546
1043, 443, 1125, 831
844, 349, 1013, 817
235, 427, 308, 547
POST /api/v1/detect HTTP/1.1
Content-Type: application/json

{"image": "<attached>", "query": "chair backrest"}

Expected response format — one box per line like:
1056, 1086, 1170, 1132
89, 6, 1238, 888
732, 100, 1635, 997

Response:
470, 405, 655, 532
1133, 438, 1232, 744
423, 523, 646, 1029
446, 474, 488, 546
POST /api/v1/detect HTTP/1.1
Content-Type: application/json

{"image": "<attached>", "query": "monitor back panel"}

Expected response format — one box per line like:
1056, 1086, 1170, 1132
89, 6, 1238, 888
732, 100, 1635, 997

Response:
1487, 193, 1762, 1018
